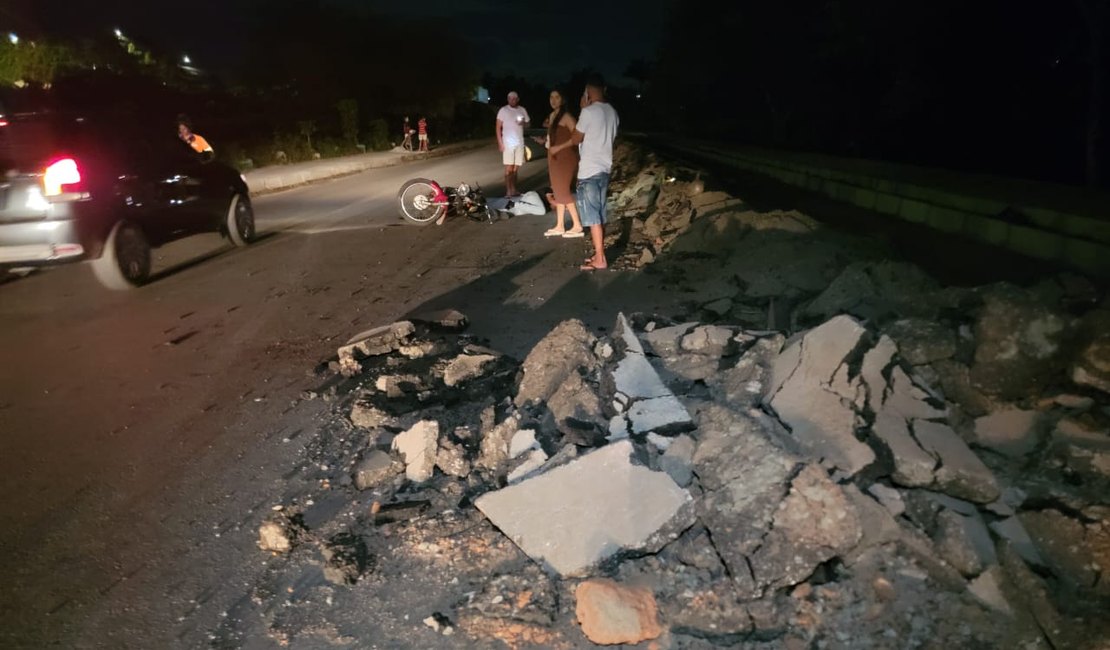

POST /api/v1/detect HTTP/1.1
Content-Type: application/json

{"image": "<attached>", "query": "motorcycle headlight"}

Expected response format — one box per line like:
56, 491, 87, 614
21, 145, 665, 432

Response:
456, 183, 470, 195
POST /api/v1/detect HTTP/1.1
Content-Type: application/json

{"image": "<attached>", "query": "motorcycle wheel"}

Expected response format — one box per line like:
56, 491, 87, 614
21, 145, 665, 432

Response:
397, 178, 446, 224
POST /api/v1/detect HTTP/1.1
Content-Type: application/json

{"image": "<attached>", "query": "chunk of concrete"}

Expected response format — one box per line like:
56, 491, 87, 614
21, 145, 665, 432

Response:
613, 312, 646, 356
407, 308, 468, 331
973, 409, 1044, 458
575, 579, 663, 646
474, 440, 693, 576
509, 428, 539, 459
443, 353, 498, 387
641, 322, 698, 357
507, 448, 549, 484
353, 450, 400, 490
766, 316, 876, 477
611, 353, 671, 400
660, 434, 696, 487
872, 411, 937, 487
867, 484, 906, 517
968, 567, 1013, 615
337, 321, 416, 375
391, 420, 439, 482
933, 509, 998, 577
989, 517, 1045, 568
515, 319, 598, 406
627, 394, 694, 435
681, 325, 735, 357
912, 420, 1000, 503
885, 318, 958, 366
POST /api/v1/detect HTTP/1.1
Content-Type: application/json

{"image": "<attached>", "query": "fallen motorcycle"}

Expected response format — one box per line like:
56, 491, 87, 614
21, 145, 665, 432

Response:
396, 178, 494, 225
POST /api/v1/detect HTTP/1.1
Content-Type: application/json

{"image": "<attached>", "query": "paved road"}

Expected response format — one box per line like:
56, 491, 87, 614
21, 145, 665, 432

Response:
0, 146, 670, 647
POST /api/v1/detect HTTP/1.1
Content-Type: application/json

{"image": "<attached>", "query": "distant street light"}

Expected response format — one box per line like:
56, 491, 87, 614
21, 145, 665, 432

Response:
8, 33, 18, 45
114, 28, 123, 38
182, 54, 191, 64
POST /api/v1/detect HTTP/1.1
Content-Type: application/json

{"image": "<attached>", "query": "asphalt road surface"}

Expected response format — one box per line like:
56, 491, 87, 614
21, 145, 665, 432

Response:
0, 146, 694, 648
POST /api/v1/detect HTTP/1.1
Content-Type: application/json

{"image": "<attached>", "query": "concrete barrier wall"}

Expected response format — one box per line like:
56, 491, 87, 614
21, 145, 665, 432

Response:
666, 143, 1110, 279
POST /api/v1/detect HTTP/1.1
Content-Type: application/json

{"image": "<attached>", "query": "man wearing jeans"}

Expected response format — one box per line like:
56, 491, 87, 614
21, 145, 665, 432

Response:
550, 74, 619, 270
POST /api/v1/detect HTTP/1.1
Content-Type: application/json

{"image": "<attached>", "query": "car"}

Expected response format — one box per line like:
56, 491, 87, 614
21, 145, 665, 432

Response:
0, 93, 254, 290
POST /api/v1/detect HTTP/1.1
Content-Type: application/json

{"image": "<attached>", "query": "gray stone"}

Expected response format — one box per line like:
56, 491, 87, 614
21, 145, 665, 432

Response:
613, 312, 645, 355
350, 400, 396, 429
436, 439, 471, 478
886, 318, 958, 365
680, 325, 735, 356
970, 284, 1073, 399
766, 316, 876, 477
374, 373, 424, 398
968, 567, 1013, 615
641, 322, 698, 357
706, 336, 782, 409
353, 450, 400, 490
611, 354, 671, 400
608, 415, 629, 441
408, 308, 468, 331
443, 353, 499, 387
985, 487, 1026, 517
547, 372, 605, 435
474, 440, 694, 576
1050, 418, 1110, 482
912, 419, 1000, 503
867, 483, 907, 517
1070, 308, 1110, 395
391, 420, 439, 482
933, 509, 997, 577
748, 464, 863, 591
659, 434, 696, 487
515, 319, 598, 407
337, 321, 416, 375
509, 428, 539, 459
872, 411, 937, 487
1020, 510, 1101, 590
989, 517, 1046, 568
507, 448, 549, 484
627, 394, 694, 435
972, 409, 1044, 457
477, 411, 523, 470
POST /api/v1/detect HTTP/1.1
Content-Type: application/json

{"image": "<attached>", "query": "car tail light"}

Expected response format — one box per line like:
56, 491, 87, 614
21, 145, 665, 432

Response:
43, 158, 83, 197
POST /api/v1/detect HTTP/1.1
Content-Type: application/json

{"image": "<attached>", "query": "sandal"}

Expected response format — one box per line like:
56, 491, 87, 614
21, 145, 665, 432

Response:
544, 228, 566, 237
562, 230, 585, 238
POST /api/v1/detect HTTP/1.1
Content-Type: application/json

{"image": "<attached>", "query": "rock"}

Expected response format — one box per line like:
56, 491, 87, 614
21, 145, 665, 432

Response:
912, 420, 1000, 503
867, 484, 906, 517
626, 394, 694, 435
443, 353, 498, 387
1019, 510, 1100, 590
353, 450, 400, 490
374, 373, 423, 398
931, 359, 997, 418
706, 334, 783, 410
802, 261, 939, 323
1050, 417, 1110, 482
436, 439, 471, 478
641, 322, 698, 357
997, 543, 1075, 650
933, 509, 997, 577
872, 411, 937, 487
546, 371, 605, 434
391, 420, 439, 482
477, 411, 522, 470
474, 440, 693, 576
972, 409, 1044, 458
337, 321, 416, 375
1070, 308, 1110, 395
968, 567, 1013, 615
575, 579, 663, 646
886, 318, 958, 365
659, 434, 696, 487
350, 400, 395, 429
408, 308, 469, 331
766, 315, 876, 477
258, 520, 294, 553
680, 325, 735, 356
612, 354, 671, 401
509, 428, 539, 459
614, 312, 646, 355
748, 464, 863, 591
507, 448, 549, 484
970, 284, 1073, 399
989, 517, 1045, 568
515, 319, 598, 406
320, 532, 371, 586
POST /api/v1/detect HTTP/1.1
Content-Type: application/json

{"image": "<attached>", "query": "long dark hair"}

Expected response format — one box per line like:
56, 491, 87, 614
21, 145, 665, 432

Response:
548, 89, 567, 143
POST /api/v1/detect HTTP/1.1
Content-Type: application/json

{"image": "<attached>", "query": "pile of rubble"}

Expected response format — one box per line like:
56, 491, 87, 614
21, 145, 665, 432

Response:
237, 277, 1109, 647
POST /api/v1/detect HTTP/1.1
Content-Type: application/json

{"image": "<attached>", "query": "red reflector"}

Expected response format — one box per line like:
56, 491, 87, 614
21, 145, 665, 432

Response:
44, 158, 82, 196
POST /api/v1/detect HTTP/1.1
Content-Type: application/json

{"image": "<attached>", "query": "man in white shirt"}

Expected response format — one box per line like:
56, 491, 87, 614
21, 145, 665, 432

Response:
495, 91, 530, 197
548, 74, 619, 271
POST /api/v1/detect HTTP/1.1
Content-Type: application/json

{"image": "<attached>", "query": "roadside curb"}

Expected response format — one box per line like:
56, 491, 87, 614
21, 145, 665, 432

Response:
246, 140, 490, 197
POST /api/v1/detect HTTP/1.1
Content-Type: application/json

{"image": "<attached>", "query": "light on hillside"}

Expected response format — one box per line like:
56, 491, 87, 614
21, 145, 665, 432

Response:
182, 54, 191, 64
114, 28, 123, 38
8, 33, 18, 45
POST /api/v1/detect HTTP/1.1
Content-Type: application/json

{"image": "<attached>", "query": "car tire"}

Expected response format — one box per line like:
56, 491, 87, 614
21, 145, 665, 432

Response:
91, 221, 151, 290
226, 193, 255, 247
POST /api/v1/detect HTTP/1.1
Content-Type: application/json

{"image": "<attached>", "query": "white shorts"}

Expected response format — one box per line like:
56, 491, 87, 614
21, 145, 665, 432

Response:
418, 133, 428, 142
502, 145, 524, 166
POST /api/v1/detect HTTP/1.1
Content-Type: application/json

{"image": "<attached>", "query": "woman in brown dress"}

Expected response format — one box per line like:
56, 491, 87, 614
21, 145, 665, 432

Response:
542, 89, 584, 237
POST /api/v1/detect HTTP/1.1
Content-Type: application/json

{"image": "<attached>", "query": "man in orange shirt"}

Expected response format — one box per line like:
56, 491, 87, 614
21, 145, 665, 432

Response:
177, 115, 214, 160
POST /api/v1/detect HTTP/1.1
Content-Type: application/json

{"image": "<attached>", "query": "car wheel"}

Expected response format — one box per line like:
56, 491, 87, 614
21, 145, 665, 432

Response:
91, 221, 151, 290
227, 193, 255, 247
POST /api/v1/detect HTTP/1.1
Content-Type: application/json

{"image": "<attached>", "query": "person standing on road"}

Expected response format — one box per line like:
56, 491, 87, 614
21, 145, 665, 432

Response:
547, 74, 618, 271
496, 91, 530, 198
401, 116, 414, 150
417, 116, 429, 152
176, 114, 214, 160
538, 88, 583, 238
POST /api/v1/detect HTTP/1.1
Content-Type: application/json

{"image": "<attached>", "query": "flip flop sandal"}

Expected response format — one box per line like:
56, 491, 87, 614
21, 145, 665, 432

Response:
544, 229, 566, 237
562, 230, 585, 238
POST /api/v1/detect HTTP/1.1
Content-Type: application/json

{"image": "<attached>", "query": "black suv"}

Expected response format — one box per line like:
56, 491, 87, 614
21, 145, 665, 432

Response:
0, 92, 253, 289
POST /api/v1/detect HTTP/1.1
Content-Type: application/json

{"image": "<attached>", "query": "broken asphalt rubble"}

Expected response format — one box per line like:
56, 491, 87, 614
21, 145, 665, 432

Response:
237, 145, 1110, 648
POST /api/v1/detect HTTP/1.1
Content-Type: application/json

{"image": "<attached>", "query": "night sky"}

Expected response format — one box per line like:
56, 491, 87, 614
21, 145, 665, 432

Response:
4, 0, 668, 84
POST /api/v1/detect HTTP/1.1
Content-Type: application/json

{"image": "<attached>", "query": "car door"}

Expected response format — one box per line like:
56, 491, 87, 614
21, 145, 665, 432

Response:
139, 135, 208, 239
